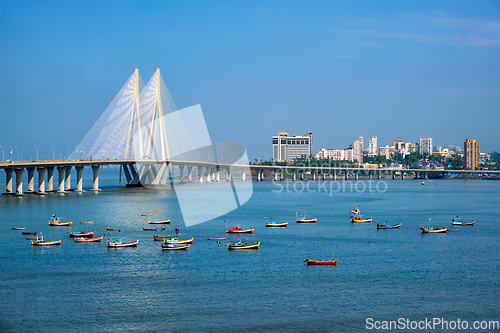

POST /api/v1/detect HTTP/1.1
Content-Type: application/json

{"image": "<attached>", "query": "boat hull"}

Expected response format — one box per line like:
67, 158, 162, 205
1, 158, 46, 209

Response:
12, 227, 25, 230
161, 244, 189, 250
74, 236, 104, 242
68, 231, 94, 237
421, 227, 447, 233
228, 242, 260, 250
153, 235, 171, 241
148, 220, 170, 224
31, 240, 61, 246
48, 221, 73, 226
377, 223, 401, 229
266, 222, 288, 227
351, 218, 372, 223
306, 259, 338, 265
164, 238, 194, 245
226, 228, 255, 233
296, 219, 317, 223
107, 240, 139, 247
106, 228, 121, 231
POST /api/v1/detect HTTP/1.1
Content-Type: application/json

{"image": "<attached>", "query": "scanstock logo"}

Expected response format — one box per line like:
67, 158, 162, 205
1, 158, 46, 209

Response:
133, 105, 253, 227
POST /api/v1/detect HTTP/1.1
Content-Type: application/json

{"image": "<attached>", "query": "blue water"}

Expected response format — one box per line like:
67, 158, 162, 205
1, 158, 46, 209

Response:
1, 178, 499, 332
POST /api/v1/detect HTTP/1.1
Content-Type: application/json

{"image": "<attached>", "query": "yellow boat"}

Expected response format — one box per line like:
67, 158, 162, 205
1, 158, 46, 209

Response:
48, 220, 73, 226
227, 241, 260, 250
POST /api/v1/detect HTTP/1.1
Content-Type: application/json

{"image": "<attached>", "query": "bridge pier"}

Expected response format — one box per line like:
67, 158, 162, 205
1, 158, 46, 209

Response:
401, 172, 404, 180
333, 172, 337, 181
4, 168, 13, 195
345, 171, 348, 180
391, 171, 395, 180
378, 170, 382, 180
368, 171, 372, 179
188, 166, 193, 182
57, 166, 66, 193
300, 171, 304, 180
15, 168, 24, 196
323, 172, 326, 180
274, 170, 278, 181
46, 166, 54, 192
75, 166, 85, 192
280, 169, 284, 180
26, 167, 36, 194
312, 171, 316, 181
355, 172, 359, 180
293, 172, 296, 181
37, 167, 46, 194
65, 166, 72, 191
91, 165, 100, 191
242, 171, 246, 182
179, 165, 184, 182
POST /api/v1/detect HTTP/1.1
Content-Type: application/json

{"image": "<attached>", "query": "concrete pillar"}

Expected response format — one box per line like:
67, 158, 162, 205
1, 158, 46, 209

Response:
57, 166, 66, 193
216, 168, 220, 182
179, 165, 184, 182
75, 166, 84, 192
300, 171, 304, 180
274, 170, 278, 181
47, 167, 54, 192
242, 171, 246, 182
257, 169, 261, 181
15, 168, 24, 196
65, 166, 72, 191
207, 168, 212, 182
401, 172, 404, 180
91, 165, 100, 191
392, 171, 395, 180
226, 167, 232, 182
312, 171, 316, 181
199, 167, 204, 183
368, 171, 372, 179
280, 169, 284, 180
333, 172, 337, 181
4, 168, 13, 194
345, 171, 348, 180
26, 167, 36, 193
293, 171, 296, 181
424, 173, 428, 179
378, 170, 382, 180
188, 166, 193, 182
37, 167, 46, 194
355, 172, 359, 180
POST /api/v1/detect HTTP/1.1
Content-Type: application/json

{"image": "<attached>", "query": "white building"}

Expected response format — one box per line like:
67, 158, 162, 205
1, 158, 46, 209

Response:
368, 137, 378, 156
272, 131, 313, 162
419, 137, 433, 155
316, 148, 354, 161
353, 137, 363, 163
379, 145, 395, 159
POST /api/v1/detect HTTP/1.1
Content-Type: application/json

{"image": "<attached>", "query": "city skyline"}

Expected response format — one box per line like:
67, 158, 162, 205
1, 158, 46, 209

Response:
0, 1, 499, 161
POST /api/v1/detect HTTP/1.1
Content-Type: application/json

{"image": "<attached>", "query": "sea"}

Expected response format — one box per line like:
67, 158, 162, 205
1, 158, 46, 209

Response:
1, 168, 499, 332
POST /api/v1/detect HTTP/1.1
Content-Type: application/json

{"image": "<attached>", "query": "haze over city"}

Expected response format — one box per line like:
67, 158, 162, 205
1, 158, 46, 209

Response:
0, 0, 499, 161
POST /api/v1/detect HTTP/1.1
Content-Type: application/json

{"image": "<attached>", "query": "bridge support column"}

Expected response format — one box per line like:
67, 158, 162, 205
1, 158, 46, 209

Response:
293, 172, 296, 181
401, 172, 404, 180
216, 168, 220, 182
199, 167, 204, 183
65, 166, 72, 191
179, 165, 184, 182
424, 173, 428, 179
392, 171, 395, 180
37, 167, 46, 195
91, 165, 100, 191
378, 170, 382, 180
333, 172, 337, 181
26, 167, 36, 194
4, 168, 13, 195
368, 171, 372, 179
47, 167, 54, 192
15, 168, 24, 196
312, 171, 316, 181
274, 170, 278, 181
242, 171, 246, 181
57, 166, 66, 193
187, 166, 193, 182
345, 171, 348, 180
355, 172, 359, 180
75, 166, 85, 192
300, 171, 304, 180
207, 168, 212, 182
257, 169, 262, 181
280, 169, 284, 180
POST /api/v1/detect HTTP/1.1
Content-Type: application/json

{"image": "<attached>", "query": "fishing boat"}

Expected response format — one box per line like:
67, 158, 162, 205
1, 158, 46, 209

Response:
351, 217, 372, 223
350, 206, 361, 215
164, 237, 194, 245
305, 259, 338, 265
451, 217, 475, 226
48, 220, 73, 226
106, 227, 121, 231
377, 223, 401, 229
226, 227, 255, 233
74, 234, 105, 242
31, 239, 61, 246
79, 221, 93, 224
22, 231, 36, 235
420, 226, 447, 233
265, 221, 288, 227
161, 243, 190, 250
296, 211, 317, 223
68, 231, 94, 238
26, 233, 43, 241
106, 238, 139, 248
148, 219, 170, 224
141, 214, 153, 216
143, 227, 158, 231
227, 241, 260, 250
153, 234, 172, 241
12, 227, 25, 230
207, 235, 227, 240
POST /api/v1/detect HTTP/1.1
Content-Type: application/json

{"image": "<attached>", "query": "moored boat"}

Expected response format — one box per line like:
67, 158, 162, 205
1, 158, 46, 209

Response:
153, 235, 172, 241
227, 241, 260, 250
207, 235, 227, 240
141, 214, 153, 216
143, 227, 158, 231
49, 220, 73, 226
74, 234, 105, 242
350, 206, 361, 215
164, 237, 194, 245
161, 243, 190, 250
79, 221, 93, 224
451, 217, 475, 226
226, 227, 255, 233
305, 259, 338, 265
420, 226, 447, 233
31, 239, 61, 246
106, 227, 121, 231
377, 223, 401, 229
22, 231, 37, 235
266, 221, 288, 227
351, 217, 372, 223
106, 238, 139, 247
68, 231, 94, 238
296, 211, 317, 223
148, 219, 170, 224
12, 227, 25, 230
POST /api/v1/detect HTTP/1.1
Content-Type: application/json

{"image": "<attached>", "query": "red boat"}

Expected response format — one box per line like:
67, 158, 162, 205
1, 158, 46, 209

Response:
305, 259, 338, 265
226, 227, 255, 234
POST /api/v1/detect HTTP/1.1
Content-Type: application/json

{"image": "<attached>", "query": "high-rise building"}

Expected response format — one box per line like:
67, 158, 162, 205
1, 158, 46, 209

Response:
316, 148, 354, 161
379, 145, 395, 159
272, 131, 312, 162
419, 137, 433, 155
368, 137, 377, 155
353, 137, 363, 163
464, 139, 480, 170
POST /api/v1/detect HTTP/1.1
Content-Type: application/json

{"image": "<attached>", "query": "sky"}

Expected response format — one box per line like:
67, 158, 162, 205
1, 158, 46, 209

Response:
0, 0, 499, 161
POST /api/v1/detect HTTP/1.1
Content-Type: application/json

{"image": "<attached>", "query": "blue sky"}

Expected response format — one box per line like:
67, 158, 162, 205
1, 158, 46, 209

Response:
0, 0, 499, 161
